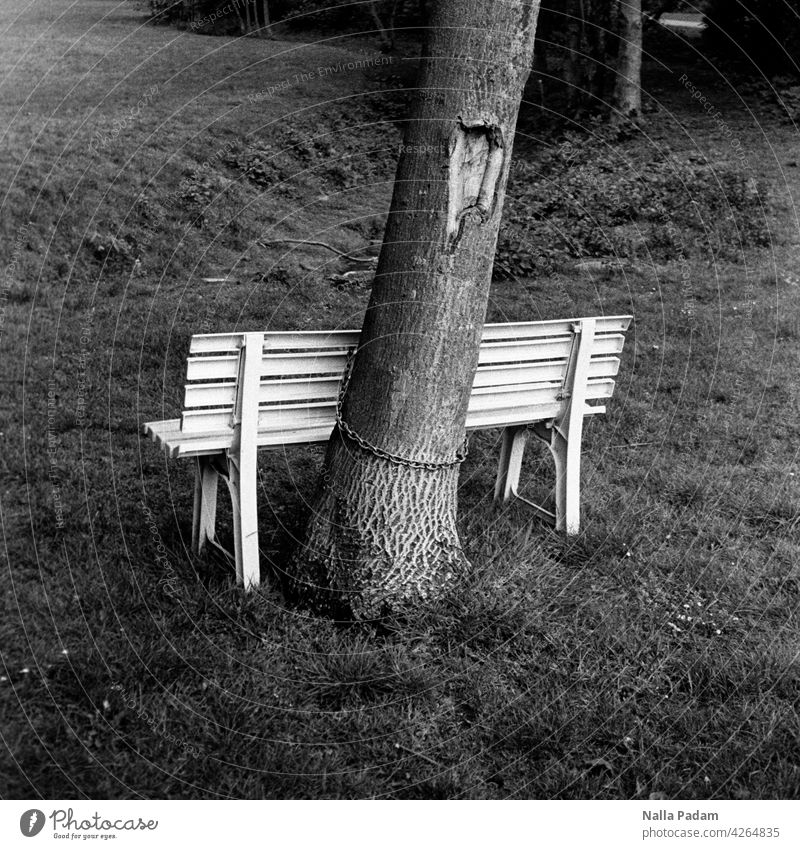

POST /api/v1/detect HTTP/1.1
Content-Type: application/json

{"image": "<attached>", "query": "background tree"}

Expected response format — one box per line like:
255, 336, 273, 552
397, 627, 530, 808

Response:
613, 0, 643, 125
286, 0, 541, 619
536, 0, 674, 122
236, 0, 273, 37
369, 0, 401, 52
558, 0, 616, 116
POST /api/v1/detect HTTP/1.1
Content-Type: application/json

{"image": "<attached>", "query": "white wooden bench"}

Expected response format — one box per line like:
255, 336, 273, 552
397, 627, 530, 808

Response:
143, 315, 632, 590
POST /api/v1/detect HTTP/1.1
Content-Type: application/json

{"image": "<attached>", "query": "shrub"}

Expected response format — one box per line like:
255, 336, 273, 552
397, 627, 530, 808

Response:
495, 137, 770, 276
147, 0, 254, 35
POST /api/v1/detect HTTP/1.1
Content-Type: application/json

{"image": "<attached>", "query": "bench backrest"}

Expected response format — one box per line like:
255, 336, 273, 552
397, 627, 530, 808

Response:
179, 316, 632, 445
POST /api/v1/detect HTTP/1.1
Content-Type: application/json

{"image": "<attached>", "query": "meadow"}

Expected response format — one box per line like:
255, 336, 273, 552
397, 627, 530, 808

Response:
1, 0, 798, 798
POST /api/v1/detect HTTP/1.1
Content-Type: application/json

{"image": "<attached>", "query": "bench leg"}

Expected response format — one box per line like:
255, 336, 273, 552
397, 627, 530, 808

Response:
224, 454, 260, 590
494, 425, 529, 503
550, 430, 580, 535
192, 456, 219, 554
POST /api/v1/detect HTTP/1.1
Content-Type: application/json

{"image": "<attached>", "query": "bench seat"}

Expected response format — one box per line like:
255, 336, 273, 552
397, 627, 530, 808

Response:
143, 387, 612, 459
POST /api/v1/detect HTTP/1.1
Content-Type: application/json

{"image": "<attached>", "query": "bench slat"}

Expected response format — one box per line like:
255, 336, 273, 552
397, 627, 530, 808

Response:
186, 315, 632, 355
186, 350, 350, 381
477, 333, 624, 365
189, 330, 361, 355
481, 315, 631, 340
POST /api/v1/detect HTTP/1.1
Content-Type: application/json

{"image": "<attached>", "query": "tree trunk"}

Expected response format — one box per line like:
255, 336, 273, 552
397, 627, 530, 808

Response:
245, 0, 254, 34
562, 0, 619, 116
588, 12, 608, 102
563, 0, 585, 114
369, 1, 398, 52
236, 1, 247, 34
286, 0, 541, 619
533, 40, 548, 109
613, 0, 643, 124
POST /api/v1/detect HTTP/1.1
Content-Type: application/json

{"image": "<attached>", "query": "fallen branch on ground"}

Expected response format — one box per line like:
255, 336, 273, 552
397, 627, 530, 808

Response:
256, 238, 379, 263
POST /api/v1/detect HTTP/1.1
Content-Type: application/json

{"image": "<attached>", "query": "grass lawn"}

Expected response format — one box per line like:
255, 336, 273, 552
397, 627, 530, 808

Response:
1, 0, 799, 799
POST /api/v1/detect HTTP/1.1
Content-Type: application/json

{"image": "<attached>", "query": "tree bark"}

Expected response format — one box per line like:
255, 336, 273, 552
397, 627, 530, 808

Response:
286, 0, 541, 619
613, 0, 643, 124
563, 0, 599, 114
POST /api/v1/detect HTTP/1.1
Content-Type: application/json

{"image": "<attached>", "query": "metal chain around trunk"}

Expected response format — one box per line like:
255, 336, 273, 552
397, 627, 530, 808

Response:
335, 347, 469, 470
